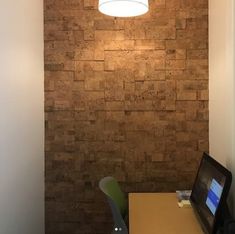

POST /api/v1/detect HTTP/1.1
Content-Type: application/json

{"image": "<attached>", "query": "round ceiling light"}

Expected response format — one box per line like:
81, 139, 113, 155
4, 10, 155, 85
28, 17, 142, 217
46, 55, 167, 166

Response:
98, 0, 149, 17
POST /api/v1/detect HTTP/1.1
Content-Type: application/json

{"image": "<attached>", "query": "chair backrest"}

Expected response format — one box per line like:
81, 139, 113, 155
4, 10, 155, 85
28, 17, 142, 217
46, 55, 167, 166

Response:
99, 177, 128, 233
99, 176, 127, 216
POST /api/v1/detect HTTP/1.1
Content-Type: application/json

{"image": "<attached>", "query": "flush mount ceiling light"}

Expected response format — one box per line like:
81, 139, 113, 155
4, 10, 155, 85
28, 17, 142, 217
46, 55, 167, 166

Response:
98, 0, 149, 17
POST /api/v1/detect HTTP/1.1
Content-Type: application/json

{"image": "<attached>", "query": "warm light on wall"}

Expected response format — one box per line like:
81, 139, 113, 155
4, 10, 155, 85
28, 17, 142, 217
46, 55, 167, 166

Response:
98, 0, 149, 17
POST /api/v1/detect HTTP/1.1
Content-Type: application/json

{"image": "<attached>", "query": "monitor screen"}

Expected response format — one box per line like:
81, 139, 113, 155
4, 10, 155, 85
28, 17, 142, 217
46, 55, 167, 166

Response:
190, 153, 232, 234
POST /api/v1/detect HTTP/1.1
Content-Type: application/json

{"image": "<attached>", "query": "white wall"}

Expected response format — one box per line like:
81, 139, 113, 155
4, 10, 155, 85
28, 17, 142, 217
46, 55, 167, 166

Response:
0, 0, 44, 233
209, 0, 235, 215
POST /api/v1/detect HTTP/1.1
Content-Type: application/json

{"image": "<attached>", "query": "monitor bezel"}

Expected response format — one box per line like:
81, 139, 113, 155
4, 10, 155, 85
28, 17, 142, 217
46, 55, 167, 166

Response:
190, 152, 232, 234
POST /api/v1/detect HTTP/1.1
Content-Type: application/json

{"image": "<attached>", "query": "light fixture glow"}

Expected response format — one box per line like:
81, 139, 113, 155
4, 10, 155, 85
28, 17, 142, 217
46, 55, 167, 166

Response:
98, 0, 149, 17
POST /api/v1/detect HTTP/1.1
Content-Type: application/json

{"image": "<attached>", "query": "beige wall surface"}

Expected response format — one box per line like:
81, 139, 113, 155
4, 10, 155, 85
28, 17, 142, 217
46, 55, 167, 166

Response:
0, 0, 44, 233
209, 0, 235, 215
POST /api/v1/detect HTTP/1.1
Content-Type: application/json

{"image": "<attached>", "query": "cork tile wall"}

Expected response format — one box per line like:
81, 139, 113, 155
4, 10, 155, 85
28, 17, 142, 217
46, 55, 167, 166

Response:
44, 0, 208, 233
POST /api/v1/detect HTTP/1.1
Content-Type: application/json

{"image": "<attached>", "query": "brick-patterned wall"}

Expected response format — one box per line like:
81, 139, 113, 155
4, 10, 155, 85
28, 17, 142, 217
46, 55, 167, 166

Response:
44, 0, 208, 233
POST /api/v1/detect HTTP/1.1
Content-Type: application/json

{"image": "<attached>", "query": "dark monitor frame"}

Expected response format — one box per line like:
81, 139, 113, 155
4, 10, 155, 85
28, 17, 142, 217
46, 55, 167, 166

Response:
190, 152, 232, 234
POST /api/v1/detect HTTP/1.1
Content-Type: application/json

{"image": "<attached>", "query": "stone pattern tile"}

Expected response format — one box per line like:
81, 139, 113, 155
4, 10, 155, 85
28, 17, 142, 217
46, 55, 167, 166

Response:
44, 0, 208, 233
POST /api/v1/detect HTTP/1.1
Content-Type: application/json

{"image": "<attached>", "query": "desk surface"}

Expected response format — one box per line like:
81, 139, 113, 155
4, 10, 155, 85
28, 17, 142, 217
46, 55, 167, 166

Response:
129, 193, 204, 234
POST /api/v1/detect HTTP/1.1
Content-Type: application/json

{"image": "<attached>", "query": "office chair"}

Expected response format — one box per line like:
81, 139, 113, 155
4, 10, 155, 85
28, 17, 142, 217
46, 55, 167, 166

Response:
99, 177, 128, 234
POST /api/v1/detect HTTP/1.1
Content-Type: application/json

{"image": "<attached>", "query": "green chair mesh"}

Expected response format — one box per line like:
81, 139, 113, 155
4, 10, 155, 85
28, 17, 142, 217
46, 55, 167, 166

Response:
99, 177, 128, 234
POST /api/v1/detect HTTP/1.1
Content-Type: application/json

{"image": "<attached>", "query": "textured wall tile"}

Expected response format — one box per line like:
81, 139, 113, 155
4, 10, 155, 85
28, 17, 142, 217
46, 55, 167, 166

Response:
44, 0, 208, 233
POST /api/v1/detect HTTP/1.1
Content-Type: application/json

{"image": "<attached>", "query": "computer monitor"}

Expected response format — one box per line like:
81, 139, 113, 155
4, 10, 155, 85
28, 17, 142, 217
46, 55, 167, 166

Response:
190, 152, 232, 234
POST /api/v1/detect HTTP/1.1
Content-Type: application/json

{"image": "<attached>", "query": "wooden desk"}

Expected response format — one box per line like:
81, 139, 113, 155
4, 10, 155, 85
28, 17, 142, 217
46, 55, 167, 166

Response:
129, 193, 204, 234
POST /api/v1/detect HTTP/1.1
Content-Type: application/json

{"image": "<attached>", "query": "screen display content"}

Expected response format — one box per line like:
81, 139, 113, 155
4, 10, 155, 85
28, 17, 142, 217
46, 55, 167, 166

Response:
206, 179, 223, 215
